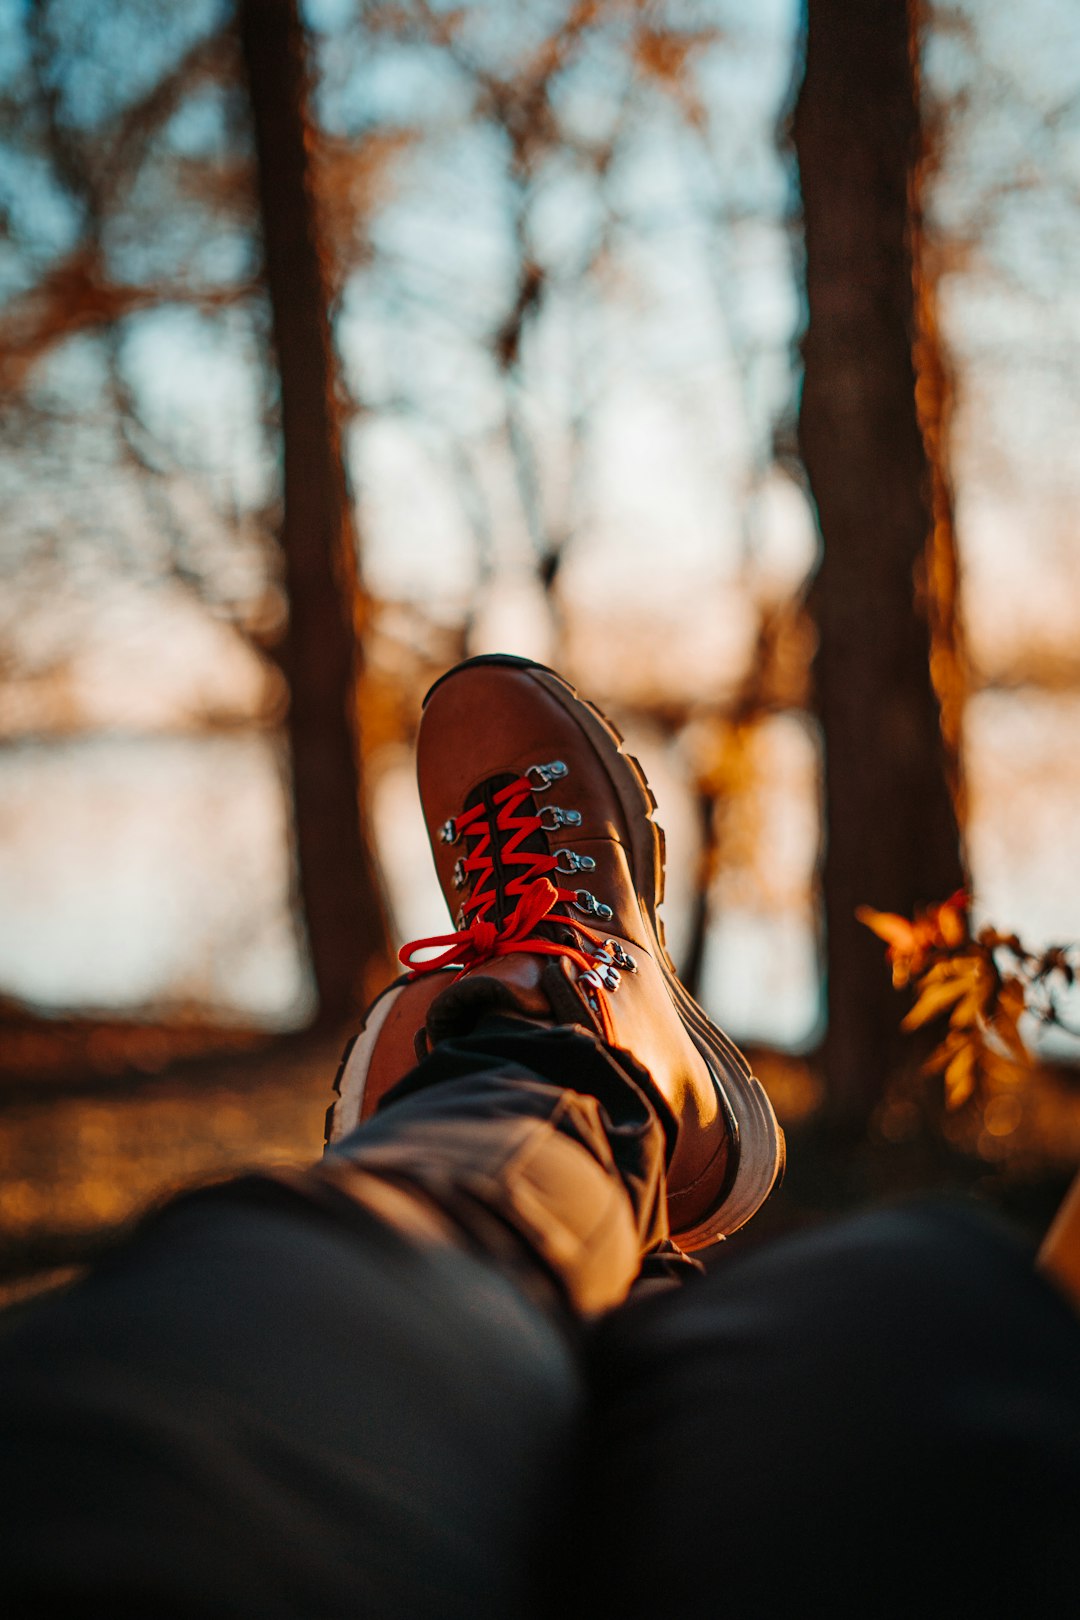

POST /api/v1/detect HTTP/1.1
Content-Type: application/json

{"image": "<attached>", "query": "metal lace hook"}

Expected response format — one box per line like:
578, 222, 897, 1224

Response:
554, 849, 596, 875
526, 760, 568, 791
539, 805, 582, 831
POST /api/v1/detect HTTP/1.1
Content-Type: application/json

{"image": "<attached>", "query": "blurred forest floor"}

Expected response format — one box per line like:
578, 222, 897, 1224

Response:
0, 1022, 335, 1311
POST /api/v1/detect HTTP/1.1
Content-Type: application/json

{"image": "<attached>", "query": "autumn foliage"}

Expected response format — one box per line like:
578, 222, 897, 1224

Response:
858, 893, 1078, 1112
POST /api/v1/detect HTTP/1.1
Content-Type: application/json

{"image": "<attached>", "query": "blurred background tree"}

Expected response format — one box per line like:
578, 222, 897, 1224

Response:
794, 0, 966, 1130
238, 0, 394, 1023
1, 0, 1078, 1298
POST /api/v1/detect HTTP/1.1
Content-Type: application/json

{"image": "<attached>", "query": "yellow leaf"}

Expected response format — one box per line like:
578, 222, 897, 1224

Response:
918, 957, 983, 993
918, 959, 961, 984
998, 977, 1026, 1013
947, 958, 995, 1030
902, 971, 971, 1030
856, 906, 917, 950
936, 894, 969, 947
921, 1027, 966, 1076
944, 1041, 977, 1109
989, 979, 1029, 1061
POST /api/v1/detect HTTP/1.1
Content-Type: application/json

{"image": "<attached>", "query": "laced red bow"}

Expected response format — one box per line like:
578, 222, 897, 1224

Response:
399, 775, 617, 1040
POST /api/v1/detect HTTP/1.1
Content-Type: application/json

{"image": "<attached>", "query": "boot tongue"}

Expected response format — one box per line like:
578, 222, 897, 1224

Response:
424, 955, 600, 1045
461, 773, 575, 947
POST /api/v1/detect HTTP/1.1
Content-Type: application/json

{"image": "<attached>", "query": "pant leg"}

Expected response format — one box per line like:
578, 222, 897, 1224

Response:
576, 1201, 1080, 1618
0, 1023, 669, 1619
319, 1020, 672, 1316
1, 1197, 579, 1620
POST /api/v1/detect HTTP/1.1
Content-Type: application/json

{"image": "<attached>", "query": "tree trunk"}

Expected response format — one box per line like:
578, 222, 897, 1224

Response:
793, 0, 966, 1127
238, 0, 393, 1025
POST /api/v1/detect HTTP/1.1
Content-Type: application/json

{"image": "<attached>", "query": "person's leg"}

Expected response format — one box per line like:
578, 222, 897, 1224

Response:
1, 1197, 572, 1620
0, 1022, 666, 1620
577, 1199, 1080, 1617
0, 651, 779, 1617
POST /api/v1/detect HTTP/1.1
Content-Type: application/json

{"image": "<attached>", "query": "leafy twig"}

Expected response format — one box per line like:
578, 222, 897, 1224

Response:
857, 892, 1079, 1110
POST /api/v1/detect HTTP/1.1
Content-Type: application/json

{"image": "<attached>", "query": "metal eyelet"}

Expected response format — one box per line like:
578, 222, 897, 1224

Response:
603, 938, 638, 973
574, 889, 613, 921
581, 963, 620, 993
539, 805, 582, 830
554, 849, 596, 875
454, 906, 466, 931
439, 819, 458, 845
526, 760, 568, 791
452, 857, 467, 890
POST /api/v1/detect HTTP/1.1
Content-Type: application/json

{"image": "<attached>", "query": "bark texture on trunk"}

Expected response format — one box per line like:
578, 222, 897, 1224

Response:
239, 0, 393, 1024
794, 0, 966, 1125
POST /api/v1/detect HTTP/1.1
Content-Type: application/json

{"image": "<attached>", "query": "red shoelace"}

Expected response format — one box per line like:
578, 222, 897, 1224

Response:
399, 774, 617, 1040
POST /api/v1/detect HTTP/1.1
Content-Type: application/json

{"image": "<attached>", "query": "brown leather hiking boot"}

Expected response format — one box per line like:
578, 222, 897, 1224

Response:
329, 654, 783, 1249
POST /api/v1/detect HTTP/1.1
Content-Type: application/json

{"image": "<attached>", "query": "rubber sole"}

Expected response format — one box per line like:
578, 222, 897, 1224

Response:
325, 979, 404, 1146
422, 654, 786, 1246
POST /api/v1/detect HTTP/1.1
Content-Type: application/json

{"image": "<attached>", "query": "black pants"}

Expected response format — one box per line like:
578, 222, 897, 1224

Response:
1, 1026, 1078, 1617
